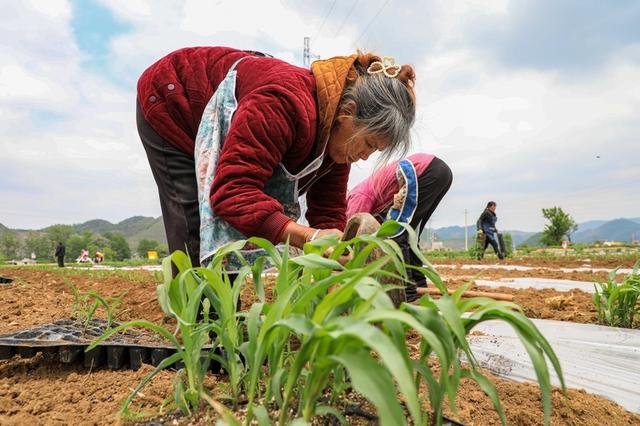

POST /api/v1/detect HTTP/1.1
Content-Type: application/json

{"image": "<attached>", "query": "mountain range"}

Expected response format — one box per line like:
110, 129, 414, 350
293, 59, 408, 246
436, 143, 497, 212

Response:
1, 216, 167, 248
1, 216, 639, 250
422, 217, 640, 249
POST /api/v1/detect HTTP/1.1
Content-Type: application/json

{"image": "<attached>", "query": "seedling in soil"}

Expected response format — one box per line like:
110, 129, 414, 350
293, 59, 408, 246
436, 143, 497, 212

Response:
65, 280, 125, 331
91, 221, 566, 426
593, 260, 640, 328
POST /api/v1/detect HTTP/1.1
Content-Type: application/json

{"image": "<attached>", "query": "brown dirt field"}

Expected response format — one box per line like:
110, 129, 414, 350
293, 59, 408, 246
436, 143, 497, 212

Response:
0, 265, 638, 425
0, 355, 175, 426
437, 265, 610, 282
433, 254, 639, 269
450, 373, 640, 426
0, 267, 164, 333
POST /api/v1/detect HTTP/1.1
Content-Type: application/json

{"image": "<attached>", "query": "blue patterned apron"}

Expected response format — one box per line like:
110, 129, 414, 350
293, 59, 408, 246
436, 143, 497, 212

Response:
385, 159, 419, 238
194, 57, 324, 270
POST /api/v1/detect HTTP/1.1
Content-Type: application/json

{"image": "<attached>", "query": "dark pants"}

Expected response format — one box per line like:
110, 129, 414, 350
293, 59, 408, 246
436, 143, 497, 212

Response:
391, 157, 453, 299
137, 102, 201, 268
480, 232, 504, 259
56, 256, 64, 267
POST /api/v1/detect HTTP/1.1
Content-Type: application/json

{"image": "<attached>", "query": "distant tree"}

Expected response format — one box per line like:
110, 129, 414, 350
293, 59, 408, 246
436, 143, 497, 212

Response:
67, 231, 93, 261
101, 247, 116, 262
502, 232, 514, 257
88, 234, 111, 257
104, 232, 131, 261
540, 207, 578, 246
24, 232, 53, 261
137, 239, 160, 258
0, 231, 21, 260
157, 244, 169, 257
46, 224, 75, 246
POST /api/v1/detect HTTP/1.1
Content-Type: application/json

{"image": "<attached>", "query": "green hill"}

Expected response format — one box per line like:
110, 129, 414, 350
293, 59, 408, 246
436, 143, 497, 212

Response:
77, 216, 167, 246
75, 219, 115, 234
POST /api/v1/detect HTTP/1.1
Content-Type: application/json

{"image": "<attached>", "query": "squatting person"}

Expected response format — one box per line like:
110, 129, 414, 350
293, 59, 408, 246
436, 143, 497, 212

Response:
346, 153, 453, 300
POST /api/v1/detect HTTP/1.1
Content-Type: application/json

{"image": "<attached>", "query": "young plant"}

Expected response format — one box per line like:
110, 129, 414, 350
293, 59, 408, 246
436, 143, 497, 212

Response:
94, 220, 566, 426
65, 280, 125, 330
87, 249, 230, 418
593, 260, 640, 328
238, 222, 565, 426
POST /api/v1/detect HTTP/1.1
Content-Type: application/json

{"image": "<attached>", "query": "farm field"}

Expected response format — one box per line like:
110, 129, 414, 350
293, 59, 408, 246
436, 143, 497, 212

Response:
0, 252, 639, 425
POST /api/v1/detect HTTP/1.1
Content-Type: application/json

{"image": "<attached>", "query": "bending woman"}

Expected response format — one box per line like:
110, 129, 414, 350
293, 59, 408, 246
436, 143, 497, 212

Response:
137, 47, 416, 269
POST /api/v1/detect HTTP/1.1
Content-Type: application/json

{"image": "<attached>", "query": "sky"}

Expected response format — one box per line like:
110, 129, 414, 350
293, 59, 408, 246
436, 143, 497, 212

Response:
1, 0, 639, 232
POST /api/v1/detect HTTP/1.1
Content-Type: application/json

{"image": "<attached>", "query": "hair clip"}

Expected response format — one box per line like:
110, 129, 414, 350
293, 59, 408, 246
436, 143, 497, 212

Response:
366, 56, 401, 78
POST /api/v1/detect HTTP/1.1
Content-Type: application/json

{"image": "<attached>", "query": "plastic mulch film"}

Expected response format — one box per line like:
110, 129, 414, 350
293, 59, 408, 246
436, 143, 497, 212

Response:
466, 318, 640, 413
474, 277, 596, 293
433, 263, 634, 275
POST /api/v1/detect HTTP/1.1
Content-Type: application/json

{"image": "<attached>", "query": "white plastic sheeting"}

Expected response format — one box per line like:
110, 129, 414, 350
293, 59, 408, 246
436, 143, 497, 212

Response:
475, 277, 596, 293
467, 319, 640, 413
434, 263, 634, 275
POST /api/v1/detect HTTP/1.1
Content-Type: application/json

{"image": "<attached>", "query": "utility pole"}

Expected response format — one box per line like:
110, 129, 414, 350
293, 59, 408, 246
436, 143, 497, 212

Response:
464, 209, 468, 251
303, 37, 320, 68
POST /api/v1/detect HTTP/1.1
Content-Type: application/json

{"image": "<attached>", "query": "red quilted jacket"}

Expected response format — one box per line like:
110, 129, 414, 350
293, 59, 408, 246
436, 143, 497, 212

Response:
138, 47, 350, 243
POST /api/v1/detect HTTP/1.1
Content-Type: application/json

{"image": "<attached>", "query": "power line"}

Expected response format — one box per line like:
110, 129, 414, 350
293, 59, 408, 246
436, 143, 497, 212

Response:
312, 0, 338, 41
334, 0, 359, 37
351, 0, 392, 50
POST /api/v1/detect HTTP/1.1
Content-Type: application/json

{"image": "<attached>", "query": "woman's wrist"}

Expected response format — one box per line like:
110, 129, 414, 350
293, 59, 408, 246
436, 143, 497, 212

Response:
282, 222, 316, 248
308, 228, 321, 242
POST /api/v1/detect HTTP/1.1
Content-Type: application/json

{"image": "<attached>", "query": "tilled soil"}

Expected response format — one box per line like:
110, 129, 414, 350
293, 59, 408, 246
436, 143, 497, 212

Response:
0, 265, 638, 425
0, 354, 175, 426
433, 254, 639, 269
0, 267, 165, 334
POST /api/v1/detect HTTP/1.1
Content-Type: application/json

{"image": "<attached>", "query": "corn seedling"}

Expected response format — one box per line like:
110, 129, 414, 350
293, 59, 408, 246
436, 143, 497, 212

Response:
65, 280, 125, 331
93, 221, 565, 425
593, 260, 640, 328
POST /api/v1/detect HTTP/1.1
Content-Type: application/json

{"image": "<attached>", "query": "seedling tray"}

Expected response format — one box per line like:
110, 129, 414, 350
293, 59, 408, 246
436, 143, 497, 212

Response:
0, 318, 220, 372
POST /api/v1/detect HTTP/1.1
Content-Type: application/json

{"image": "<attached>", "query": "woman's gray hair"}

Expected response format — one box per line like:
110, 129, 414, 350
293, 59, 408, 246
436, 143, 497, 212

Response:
340, 72, 415, 163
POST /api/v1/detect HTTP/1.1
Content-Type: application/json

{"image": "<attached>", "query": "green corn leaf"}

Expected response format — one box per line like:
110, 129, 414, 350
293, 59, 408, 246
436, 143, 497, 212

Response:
86, 320, 181, 352
290, 253, 344, 270
250, 257, 267, 302
118, 351, 182, 416
201, 393, 242, 426
412, 361, 446, 422
312, 256, 391, 323
170, 250, 193, 274
315, 405, 347, 425
331, 348, 406, 426
252, 404, 271, 426
328, 319, 421, 425
247, 236, 283, 267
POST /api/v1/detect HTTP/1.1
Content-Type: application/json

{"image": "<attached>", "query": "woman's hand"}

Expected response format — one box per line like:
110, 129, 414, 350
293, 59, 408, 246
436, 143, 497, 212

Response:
309, 228, 343, 242
281, 222, 343, 248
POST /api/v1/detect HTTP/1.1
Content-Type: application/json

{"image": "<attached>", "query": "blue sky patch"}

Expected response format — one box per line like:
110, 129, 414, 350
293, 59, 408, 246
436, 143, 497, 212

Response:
71, 0, 131, 84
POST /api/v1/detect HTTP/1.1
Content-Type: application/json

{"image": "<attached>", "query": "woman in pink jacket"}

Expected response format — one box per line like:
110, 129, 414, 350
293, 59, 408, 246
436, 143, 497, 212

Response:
347, 154, 452, 300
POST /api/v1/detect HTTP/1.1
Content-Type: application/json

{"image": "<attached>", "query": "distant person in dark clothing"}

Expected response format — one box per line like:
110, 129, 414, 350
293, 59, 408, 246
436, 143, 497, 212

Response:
54, 242, 66, 267
476, 201, 504, 260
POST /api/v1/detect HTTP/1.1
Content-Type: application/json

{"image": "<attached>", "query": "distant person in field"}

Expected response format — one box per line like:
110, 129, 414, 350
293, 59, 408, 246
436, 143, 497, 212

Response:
137, 46, 418, 284
347, 153, 453, 300
54, 242, 65, 268
476, 201, 504, 260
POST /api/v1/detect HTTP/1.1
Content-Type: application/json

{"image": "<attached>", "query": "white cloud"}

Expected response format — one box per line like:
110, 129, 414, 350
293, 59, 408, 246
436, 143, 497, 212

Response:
1, 0, 639, 235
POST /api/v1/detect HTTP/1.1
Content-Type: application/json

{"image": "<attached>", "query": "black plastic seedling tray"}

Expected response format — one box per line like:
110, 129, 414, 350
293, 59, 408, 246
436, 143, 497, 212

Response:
0, 318, 220, 372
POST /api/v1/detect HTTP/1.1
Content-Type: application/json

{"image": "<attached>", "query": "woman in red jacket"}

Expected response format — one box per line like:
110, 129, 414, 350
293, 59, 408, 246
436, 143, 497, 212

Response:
137, 47, 416, 269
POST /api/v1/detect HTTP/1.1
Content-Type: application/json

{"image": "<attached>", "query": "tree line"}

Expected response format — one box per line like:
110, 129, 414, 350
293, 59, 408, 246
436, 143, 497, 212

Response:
0, 224, 167, 262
